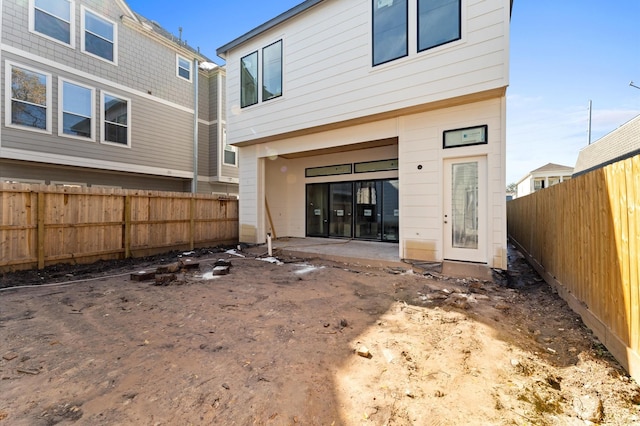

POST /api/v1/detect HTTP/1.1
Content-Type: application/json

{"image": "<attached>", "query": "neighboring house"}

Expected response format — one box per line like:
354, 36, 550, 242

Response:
573, 114, 640, 177
217, 0, 512, 269
1, 0, 238, 196
515, 163, 573, 198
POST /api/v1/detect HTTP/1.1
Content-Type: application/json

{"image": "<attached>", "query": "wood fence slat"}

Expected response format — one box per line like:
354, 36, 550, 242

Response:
507, 153, 640, 382
0, 184, 238, 273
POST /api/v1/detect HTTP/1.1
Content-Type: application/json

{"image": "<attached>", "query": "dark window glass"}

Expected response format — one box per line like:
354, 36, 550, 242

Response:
62, 81, 92, 138
84, 10, 114, 61
372, 0, 408, 66
241, 51, 258, 108
418, 0, 461, 51
34, 0, 71, 44
10, 66, 47, 129
262, 40, 282, 101
224, 150, 236, 165
104, 94, 128, 144
178, 57, 191, 80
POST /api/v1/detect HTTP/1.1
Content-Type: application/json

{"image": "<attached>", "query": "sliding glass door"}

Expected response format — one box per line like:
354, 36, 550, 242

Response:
306, 179, 398, 242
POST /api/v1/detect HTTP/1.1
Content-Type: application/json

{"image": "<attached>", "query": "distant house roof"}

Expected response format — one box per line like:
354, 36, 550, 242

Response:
217, 0, 323, 58
530, 163, 574, 174
573, 114, 640, 177
516, 163, 573, 185
217, 0, 514, 58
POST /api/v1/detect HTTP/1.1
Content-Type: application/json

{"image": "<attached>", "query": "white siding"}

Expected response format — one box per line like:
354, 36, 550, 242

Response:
224, 0, 510, 144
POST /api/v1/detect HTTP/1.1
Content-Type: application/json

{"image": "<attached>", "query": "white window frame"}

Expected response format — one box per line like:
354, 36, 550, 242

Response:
29, 0, 75, 48
58, 77, 95, 141
81, 6, 118, 65
176, 55, 192, 82
100, 91, 131, 148
222, 127, 237, 167
5, 61, 52, 134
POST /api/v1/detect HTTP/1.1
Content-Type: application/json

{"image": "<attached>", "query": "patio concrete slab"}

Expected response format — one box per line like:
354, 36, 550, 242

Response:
252, 237, 495, 281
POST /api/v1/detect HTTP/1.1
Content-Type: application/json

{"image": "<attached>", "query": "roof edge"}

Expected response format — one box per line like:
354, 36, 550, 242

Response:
216, 0, 323, 58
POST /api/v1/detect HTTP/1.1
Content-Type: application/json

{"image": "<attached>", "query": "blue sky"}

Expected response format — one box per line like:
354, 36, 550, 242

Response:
126, 0, 640, 184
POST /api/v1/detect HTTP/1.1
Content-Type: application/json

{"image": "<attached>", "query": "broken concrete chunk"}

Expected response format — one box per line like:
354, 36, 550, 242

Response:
357, 346, 371, 358
180, 258, 200, 270
130, 271, 155, 281
156, 262, 181, 274
3, 352, 18, 361
214, 259, 233, 268
212, 266, 230, 276
154, 274, 177, 286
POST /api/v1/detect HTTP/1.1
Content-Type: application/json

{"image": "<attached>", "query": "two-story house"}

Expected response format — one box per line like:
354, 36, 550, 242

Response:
218, 0, 511, 269
1, 0, 238, 196
515, 163, 573, 198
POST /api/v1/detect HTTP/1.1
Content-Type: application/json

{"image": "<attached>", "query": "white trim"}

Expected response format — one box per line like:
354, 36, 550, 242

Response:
51, 180, 87, 187
28, 0, 76, 49
2, 45, 194, 114
0, 146, 193, 178
222, 126, 238, 167
81, 6, 118, 65
176, 54, 193, 82
4, 60, 53, 134
58, 77, 96, 142
1, 177, 46, 185
100, 91, 131, 148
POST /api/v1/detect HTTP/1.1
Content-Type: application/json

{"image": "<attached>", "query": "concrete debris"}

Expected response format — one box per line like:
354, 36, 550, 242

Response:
573, 394, 603, 423
130, 271, 155, 281
156, 262, 181, 274
357, 346, 371, 358
154, 274, 177, 286
212, 266, 230, 276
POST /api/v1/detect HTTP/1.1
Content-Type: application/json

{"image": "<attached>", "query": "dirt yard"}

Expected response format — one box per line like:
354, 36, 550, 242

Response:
1, 245, 639, 425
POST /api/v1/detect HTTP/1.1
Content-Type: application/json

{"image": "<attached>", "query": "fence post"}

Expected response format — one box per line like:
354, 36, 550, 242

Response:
190, 196, 195, 250
37, 191, 45, 269
123, 195, 131, 258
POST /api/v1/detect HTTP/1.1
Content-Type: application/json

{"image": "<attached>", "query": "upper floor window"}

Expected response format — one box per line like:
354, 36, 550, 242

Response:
262, 40, 282, 102
240, 39, 283, 108
177, 56, 192, 81
418, 0, 461, 52
372, 0, 461, 67
241, 52, 258, 108
30, 0, 74, 46
372, 0, 408, 66
82, 7, 117, 63
101, 92, 130, 146
59, 78, 94, 140
6, 62, 51, 133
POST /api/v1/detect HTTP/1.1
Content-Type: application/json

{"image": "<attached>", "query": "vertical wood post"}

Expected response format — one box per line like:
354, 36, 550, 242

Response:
124, 195, 131, 258
190, 196, 196, 250
37, 192, 45, 269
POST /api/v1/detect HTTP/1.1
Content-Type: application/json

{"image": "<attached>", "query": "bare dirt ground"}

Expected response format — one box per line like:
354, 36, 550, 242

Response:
1, 245, 639, 425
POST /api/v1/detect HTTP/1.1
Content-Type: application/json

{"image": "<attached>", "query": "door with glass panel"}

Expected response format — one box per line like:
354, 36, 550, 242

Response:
443, 157, 487, 263
355, 181, 381, 239
306, 184, 329, 237
329, 182, 353, 238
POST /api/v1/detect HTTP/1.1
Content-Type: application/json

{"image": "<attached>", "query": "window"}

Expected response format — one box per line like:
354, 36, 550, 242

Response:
177, 56, 192, 81
533, 179, 545, 191
372, 0, 461, 66
82, 7, 116, 63
222, 128, 237, 166
101, 92, 130, 146
59, 79, 94, 140
240, 39, 283, 108
372, 0, 408, 66
30, 0, 74, 46
240, 51, 258, 108
262, 40, 282, 101
418, 0, 461, 52
6, 62, 51, 132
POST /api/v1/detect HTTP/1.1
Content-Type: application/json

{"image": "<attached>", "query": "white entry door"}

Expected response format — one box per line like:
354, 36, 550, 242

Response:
443, 156, 487, 263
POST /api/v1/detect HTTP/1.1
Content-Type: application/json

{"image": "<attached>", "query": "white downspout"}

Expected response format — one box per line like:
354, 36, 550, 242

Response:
192, 58, 199, 193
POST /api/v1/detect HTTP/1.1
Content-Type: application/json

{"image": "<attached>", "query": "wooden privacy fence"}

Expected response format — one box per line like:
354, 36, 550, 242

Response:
507, 154, 640, 382
0, 183, 238, 272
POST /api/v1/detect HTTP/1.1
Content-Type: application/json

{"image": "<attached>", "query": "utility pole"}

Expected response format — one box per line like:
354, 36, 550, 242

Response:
587, 100, 592, 145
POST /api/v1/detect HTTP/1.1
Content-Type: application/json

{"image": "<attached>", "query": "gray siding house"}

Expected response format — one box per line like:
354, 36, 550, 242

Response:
1, 0, 238, 195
